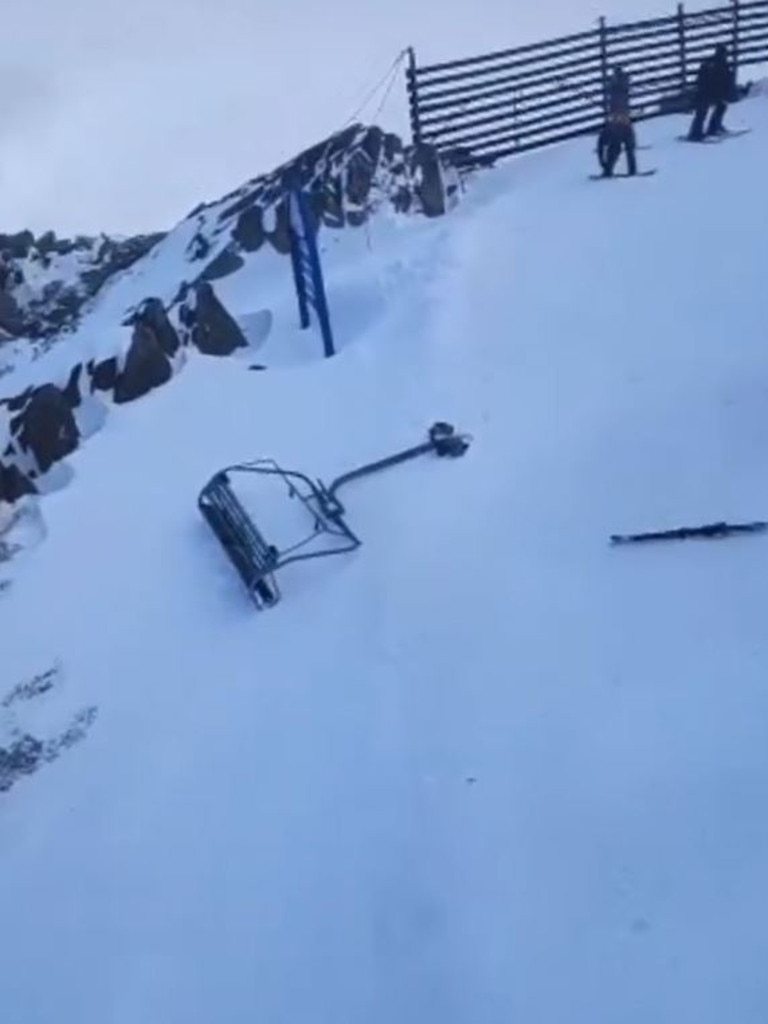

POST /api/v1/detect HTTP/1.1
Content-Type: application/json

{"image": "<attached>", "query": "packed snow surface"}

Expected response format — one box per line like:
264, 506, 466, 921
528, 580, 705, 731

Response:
3, 102, 768, 1023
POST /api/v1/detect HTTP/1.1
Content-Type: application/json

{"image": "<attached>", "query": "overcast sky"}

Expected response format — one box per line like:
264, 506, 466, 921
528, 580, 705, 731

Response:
0, 0, 697, 237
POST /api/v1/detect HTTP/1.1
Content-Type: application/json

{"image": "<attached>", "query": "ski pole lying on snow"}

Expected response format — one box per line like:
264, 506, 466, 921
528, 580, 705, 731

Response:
610, 520, 768, 545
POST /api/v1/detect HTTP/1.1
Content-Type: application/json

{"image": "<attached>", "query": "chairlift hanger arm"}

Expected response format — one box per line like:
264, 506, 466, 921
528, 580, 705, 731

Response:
328, 421, 471, 502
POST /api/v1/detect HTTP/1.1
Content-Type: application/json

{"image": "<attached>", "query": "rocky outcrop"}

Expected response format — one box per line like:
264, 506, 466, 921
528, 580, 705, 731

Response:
113, 323, 173, 404
199, 246, 246, 282
62, 364, 84, 408
0, 229, 165, 340
232, 207, 264, 252
88, 356, 119, 393
180, 124, 460, 290
0, 278, 253, 516
0, 291, 25, 338
179, 281, 248, 356
130, 298, 181, 358
10, 384, 79, 474
0, 462, 35, 503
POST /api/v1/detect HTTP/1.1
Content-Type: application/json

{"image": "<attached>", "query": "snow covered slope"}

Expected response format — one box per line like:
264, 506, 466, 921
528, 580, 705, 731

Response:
3, 96, 768, 1024
0, 123, 458, 396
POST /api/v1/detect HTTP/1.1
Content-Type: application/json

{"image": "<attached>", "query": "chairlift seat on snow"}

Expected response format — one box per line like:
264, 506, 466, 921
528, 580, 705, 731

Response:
198, 422, 471, 608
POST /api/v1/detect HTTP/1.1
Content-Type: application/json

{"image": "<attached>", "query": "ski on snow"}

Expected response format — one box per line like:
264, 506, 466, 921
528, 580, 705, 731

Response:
610, 520, 768, 545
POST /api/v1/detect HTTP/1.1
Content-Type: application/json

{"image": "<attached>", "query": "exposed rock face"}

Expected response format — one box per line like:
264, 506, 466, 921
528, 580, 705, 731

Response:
180, 282, 248, 356
10, 384, 79, 474
113, 323, 173, 404
88, 356, 119, 393
232, 207, 264, 252
62, 363, 84, 408
131, 298, 181, 358
0, 230, 165, 340
198, 246, 245, 282
0, 290, 25, 337
179, 124, 460, 289
0, 462, 35, 503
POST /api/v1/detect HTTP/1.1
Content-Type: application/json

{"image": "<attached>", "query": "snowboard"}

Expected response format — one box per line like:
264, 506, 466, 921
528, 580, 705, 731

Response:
589, 169, 657, 180
676, 134, 723, 144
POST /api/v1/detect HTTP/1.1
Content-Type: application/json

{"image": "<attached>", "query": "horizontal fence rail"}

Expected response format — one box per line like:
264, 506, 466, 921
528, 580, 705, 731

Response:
406, 0, 768, 165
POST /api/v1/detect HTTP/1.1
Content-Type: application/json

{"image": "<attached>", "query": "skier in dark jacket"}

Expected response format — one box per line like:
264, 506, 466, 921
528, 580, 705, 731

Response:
688, 44, 734, 140
606, 65, 631, 118
597, 66, 637, 176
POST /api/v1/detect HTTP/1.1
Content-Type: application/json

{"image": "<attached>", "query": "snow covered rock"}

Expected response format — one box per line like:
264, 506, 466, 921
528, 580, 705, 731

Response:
0, 229, 164, 339
9, 384, 79, 475
87, 356, 119, 394
62, 363, 86, 409
0, 462, 35, 504
179, 281, 248, 356
184, 123, 460, 287
128, 298, 182, 358
198, 245, 246, 282
113, 323, 173, 404
0, 289, 26, 337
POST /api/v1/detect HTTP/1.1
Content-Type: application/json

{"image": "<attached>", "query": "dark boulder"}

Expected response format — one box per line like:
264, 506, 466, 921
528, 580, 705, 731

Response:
345, 139, 380, 208
10, 384, 79, 474
382, 131, 402, 164
199, 246, 245, 282
410, 144, 447, 218
62, 363, 84, 409
36, 230, 58, 254
233, 207, 265, 253
4, 387, 33, 414
0, 462, 36, 503
265, 201, 292, 255
88, 356, 119, 393
188, 282, 248, 356
219, 189, 257, 223
187, 231, 211, 261
0, 291, 26, 337
133, 298, 181, 357
0, 231, 34, 259
113, 324, 173, 404
319, 181, 345, 229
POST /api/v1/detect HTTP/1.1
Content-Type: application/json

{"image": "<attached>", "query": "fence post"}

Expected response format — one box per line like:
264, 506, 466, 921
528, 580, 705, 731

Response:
406, 47, 423, 146
731, 0, 740, 76
598, 17, 610, 115
676, 3, 688, 90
